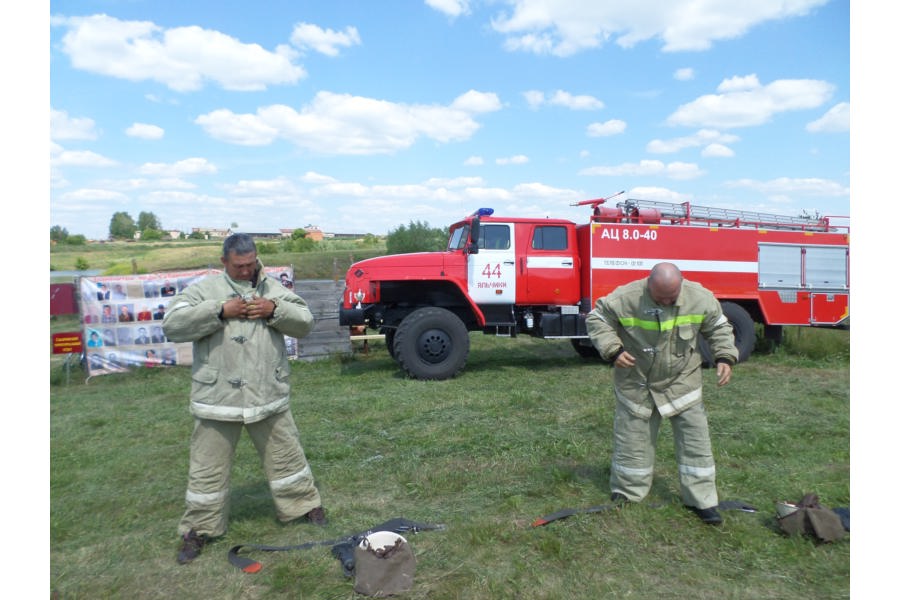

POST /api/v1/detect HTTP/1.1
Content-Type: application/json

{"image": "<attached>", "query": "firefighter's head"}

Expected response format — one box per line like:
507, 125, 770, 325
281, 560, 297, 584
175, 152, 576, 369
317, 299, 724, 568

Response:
221, 233, 258, 282
648, 262, 683, 306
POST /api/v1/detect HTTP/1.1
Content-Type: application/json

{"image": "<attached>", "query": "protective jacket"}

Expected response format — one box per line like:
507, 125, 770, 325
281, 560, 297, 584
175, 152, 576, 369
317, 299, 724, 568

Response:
586, 278, 738, 419
162, 260, 314, 423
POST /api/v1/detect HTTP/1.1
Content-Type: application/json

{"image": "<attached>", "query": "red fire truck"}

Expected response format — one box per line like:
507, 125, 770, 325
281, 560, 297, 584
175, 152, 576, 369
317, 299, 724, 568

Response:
339, 195, 850, 380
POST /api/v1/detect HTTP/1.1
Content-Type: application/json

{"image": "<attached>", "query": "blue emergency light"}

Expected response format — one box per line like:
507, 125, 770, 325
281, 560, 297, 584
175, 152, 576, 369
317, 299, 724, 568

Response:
474, 208, 494, 216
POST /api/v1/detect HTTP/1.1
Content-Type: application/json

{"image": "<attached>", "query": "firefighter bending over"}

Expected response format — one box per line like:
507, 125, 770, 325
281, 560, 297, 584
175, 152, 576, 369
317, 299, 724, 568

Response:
586, 262, 738, 524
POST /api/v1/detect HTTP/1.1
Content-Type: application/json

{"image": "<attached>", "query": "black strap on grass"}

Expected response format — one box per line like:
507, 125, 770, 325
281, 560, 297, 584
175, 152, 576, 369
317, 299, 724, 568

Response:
227, 517, 446, 573
531, 499, 757, 527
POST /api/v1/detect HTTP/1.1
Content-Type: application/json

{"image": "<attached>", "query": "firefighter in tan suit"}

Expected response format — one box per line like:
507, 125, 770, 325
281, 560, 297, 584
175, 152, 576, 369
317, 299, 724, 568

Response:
163, 233, 326, 564
586, 262, 738, 524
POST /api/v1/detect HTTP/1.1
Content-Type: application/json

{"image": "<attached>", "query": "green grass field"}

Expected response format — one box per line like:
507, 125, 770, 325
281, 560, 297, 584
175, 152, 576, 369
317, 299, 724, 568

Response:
50, 330, 849, 599
49, 238, 384, 281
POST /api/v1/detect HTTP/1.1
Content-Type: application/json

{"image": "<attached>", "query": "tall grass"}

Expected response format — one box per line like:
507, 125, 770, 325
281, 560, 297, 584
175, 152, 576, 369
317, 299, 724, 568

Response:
50, 331, 849, 599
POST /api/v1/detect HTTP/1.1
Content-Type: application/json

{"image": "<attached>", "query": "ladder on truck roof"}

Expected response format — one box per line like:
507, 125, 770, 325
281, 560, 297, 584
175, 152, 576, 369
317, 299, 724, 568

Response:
613, 198, 839, 232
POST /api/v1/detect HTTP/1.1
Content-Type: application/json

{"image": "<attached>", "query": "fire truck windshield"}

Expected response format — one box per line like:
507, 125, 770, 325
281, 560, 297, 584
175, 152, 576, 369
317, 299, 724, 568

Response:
447, 224, 470, 250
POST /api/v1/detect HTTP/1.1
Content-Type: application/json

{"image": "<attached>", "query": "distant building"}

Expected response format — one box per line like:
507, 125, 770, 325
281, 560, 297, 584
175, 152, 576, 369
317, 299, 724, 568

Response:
188, 225, 336, 242
238, 232, 282, 240
191, 227, 232, 239
278, 226, 325, 241
304, 225, 324, 242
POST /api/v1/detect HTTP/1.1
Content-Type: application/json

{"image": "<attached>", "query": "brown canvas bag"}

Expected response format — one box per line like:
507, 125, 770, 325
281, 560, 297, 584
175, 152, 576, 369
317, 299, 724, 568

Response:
353, 534, 416, 597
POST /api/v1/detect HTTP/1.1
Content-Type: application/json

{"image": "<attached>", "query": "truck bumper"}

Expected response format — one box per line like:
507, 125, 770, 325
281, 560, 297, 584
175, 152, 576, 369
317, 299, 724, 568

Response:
339, 305, 366, 327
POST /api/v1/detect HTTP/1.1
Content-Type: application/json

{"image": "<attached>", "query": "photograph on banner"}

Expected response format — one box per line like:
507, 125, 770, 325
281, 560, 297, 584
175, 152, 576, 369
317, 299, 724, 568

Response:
81, 266, 296, 378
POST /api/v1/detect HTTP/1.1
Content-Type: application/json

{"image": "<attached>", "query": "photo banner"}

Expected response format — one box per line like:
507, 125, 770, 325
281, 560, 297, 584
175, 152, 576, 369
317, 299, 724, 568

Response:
80, 267, 295, 378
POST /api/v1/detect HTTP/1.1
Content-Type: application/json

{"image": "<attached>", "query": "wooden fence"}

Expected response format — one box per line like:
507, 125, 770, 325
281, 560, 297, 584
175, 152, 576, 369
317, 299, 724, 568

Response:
293, 279, 350, 360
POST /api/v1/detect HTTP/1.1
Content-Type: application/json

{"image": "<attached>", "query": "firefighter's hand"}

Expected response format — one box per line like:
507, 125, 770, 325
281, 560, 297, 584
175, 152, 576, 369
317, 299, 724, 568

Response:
614, 350, 636, 368
245, 296, 275, 320
716, 362, 732, 386
220, 297, 247, 320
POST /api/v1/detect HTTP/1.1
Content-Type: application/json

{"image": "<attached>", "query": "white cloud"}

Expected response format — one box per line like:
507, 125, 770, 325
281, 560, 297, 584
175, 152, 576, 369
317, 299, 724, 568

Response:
137, 157, 218, 177
647, 129, 739, 153
629, 186, 692, 203
806, 102, 850, 133
549, 90, 604, 110
490, 0, 829, 56
451, 89, 503, 113
290, 23, 361, 56
701, 143, 735, 158
95, 177, 196, 192
51, 108, 97, 141
126, 123, 165, 139
666, 75, 834, 129
60, 188, 130, 202
523, 89, 603, 110
195, 90, 502, 154
426, 0, 472, 18
496, 155, 529, 165
301, 171, 339, 184
50, 145, 117, 167
51, 13, 306, 91
579, 159, 704, 180
523, 90, 545, 109
674, 67, 694, 81
725, 176, 850, 197
425, 176, 485, 187
193, 109, 282, 146
219, 178, 309, 206
587, 119, 626, 137
464, 156, 485, 166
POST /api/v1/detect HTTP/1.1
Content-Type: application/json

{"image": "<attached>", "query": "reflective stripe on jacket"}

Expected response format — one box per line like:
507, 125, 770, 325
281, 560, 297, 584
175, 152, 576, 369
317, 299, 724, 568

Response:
586, 278, 738, 419
162, 260, 314, 423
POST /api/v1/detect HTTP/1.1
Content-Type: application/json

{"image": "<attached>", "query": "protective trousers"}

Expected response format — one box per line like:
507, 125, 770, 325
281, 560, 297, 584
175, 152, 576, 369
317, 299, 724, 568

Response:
178, 410, 322, 537
609, 400, 718, 509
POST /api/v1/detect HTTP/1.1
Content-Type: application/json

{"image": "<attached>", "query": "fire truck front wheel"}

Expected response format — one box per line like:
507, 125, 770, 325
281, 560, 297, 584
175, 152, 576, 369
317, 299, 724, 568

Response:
383, 329, 396, 358
394, 307, 470, 380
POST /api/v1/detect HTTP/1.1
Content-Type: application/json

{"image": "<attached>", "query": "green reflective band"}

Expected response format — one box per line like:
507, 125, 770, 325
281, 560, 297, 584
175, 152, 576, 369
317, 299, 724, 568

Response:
619, 314, 705, 331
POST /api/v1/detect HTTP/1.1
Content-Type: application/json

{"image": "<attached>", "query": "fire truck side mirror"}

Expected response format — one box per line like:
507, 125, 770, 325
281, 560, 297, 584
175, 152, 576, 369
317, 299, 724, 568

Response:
467, 217, 480, 255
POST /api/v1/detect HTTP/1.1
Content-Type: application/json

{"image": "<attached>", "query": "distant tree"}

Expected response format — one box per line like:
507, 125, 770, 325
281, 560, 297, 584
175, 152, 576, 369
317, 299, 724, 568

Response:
141, 228, 163, 241
386, 221, 447, 254
281, 228, 316, 252
109, 212, 137, 239
50, 225, 69, 243
67, 234, 87, 245
256, 242, 277, 255
188, 230, 206, 240
137, 211, 162, 232
231, 222, 239, 229
291, 237, 316, 252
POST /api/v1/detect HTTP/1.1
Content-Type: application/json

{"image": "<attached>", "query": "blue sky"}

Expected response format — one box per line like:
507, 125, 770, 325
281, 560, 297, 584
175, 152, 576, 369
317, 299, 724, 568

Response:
48, 0, 849, 240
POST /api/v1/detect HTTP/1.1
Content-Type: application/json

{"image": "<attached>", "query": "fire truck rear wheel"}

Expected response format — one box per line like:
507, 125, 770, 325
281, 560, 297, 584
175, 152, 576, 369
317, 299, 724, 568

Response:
570, 339, 603, 360
699, 301, 756, 366
394, 307, 470, 380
